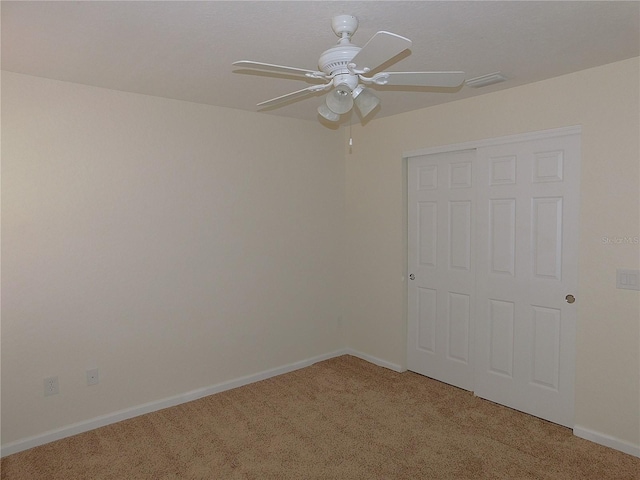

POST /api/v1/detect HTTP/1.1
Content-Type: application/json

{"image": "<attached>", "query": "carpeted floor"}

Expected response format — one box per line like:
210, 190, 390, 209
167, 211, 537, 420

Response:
2, 355, 638, 479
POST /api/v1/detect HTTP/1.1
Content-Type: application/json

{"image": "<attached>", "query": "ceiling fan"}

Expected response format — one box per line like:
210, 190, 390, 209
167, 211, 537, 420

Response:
233, 15, 465, 123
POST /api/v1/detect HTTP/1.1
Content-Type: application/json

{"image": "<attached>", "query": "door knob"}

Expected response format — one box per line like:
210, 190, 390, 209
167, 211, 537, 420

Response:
409, 274, 415, 280
565, 294, 575, 304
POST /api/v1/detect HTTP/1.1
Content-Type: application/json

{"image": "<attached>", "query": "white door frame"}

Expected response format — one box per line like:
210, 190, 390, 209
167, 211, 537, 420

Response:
404, 126, 582, 159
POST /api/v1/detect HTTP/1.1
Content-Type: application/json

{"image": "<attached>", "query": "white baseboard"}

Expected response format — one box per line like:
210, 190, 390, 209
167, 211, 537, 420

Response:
574, 425, 640, 458
1, 349, 350, 458
7, 353, 636, 460
345, 348, 406, 373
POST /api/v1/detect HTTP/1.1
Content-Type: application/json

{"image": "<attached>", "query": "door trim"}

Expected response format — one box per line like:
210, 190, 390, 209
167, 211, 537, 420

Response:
404, 125, 582, 159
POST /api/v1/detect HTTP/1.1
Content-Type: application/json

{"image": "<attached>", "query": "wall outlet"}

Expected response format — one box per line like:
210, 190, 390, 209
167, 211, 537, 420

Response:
44, 376, 59, 396
86, 368, 99, 386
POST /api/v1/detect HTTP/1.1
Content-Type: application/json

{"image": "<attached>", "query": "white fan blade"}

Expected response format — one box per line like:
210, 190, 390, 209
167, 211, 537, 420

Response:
233, 60, 326, 79
257, 84, 330, 108
369, 71, 465, 87
350, 31, 412, 72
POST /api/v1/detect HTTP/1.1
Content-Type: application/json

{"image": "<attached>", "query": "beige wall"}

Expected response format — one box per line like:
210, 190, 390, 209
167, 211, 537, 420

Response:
2, 57, 639, 452
1, 72, 346, 444
344, 57, 640, 448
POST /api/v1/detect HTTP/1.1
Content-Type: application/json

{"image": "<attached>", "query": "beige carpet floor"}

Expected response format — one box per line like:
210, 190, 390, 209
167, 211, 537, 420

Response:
2, 355, 638, 479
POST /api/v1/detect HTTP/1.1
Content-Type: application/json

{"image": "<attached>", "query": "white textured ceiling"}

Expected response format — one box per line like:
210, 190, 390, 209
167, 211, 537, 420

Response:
2, 1, 639, 125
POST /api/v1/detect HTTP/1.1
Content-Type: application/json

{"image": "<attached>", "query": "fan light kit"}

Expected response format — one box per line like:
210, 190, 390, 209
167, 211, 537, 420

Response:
233, 15, 466, 124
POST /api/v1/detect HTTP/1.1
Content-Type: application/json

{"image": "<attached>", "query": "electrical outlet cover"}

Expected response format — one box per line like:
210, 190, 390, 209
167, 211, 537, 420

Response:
44, 376, 59, 396
616, 269, 640, 290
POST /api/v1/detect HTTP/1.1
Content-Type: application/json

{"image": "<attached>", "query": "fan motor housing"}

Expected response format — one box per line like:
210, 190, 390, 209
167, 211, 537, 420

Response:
318, 44, 360, 76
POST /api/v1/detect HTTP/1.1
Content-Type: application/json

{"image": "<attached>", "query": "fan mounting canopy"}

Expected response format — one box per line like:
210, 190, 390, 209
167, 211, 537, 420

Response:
332, 15, 358, 37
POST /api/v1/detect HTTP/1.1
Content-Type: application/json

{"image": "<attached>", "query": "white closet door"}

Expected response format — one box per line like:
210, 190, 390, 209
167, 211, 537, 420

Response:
474, 133, 580, 427
407, 130, 580, 427
407, 149, 476, 391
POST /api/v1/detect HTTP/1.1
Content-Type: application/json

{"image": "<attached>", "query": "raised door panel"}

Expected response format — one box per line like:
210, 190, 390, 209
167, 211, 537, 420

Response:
417, 287, 437, 354
418, 202, 438, 267
490, 199, 516, 277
